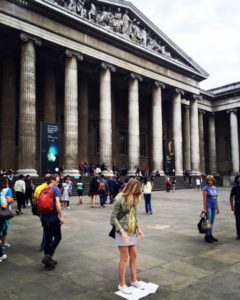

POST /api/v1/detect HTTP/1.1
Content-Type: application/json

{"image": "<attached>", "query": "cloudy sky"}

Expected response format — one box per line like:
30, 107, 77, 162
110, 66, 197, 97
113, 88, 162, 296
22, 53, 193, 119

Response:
130, 0, 240, 90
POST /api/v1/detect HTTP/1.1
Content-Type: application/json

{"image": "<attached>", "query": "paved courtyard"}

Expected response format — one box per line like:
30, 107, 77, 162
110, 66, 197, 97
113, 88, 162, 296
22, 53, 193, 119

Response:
1, 188, 240, 300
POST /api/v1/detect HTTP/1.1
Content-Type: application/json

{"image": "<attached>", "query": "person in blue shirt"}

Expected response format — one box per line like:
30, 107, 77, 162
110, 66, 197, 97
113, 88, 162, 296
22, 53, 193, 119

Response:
0, 178, 8, 262
203, 175, 220, 243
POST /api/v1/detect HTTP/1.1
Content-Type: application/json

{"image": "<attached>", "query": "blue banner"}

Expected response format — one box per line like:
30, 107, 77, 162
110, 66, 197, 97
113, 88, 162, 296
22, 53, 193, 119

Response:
40, 122, 60, 176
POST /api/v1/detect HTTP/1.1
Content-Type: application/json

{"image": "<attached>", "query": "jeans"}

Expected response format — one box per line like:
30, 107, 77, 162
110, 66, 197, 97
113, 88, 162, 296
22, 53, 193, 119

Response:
144, 193, 152, 213
99, 193, 107, 207
15, 192, 25, 211
235, 212, 240, 237
206, 207, 216, 236
42, 220, 62, 257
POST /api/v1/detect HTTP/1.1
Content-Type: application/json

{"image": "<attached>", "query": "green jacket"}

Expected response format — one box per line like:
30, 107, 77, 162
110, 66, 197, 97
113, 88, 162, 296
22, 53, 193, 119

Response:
110, 194, 139, 233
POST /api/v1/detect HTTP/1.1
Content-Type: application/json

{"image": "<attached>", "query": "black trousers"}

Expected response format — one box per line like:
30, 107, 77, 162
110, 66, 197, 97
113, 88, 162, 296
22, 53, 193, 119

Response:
15, 192, 25, 212
235, 212, 240, 237
25, 191, 33, 207
42, 220, 62, 257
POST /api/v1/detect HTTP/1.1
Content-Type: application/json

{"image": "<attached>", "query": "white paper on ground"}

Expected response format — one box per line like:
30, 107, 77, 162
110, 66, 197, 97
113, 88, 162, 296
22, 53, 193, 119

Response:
115, 281, 159, 300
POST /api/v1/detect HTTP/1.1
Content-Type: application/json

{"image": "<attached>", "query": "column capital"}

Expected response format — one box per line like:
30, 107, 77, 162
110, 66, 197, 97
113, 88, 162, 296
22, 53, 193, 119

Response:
174, 88, 185, 96
130, 72, 143, 82
192, 94, 202, 101
154, 81, 165, 89
184, 105, 190, 111
65, 49, 84, 61
20, 33, 42, 47
100, 62, 116, 72
198, 109, 206, 114
227, 108, 238, 114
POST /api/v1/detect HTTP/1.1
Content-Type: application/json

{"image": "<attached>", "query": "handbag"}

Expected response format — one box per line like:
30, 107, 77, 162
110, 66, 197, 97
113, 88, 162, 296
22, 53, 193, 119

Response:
197, 211, 211, 234
0, 206, 14, 221
109, 210, 129, 239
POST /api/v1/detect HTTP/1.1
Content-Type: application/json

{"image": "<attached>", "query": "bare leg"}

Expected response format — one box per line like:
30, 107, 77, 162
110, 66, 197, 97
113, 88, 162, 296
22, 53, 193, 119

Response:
118, 246, 129, 286
129, 245, 137, 282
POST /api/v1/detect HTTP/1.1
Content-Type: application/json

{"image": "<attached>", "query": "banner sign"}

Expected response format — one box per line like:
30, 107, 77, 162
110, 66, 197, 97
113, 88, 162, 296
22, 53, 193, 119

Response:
40, 122, 60, 176
165, 139, 175, 176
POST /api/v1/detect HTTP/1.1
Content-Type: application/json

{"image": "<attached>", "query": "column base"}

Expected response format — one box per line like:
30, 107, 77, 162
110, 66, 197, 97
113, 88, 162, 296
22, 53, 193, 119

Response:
231, 171, 240, 176
190, 170, 202, 176
152, 170, 165, 176
64, 169, 80, 177
127, 170, 137, 177
17, 169, 38, 177
175, 171, 183, 176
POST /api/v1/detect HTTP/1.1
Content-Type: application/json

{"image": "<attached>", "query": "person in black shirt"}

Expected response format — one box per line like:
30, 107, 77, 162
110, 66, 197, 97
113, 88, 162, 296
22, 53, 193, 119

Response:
230, 175, 240, 240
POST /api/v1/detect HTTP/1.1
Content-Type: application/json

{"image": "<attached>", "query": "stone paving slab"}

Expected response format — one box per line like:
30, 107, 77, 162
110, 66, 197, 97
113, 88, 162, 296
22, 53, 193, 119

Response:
0, 188, 240, 300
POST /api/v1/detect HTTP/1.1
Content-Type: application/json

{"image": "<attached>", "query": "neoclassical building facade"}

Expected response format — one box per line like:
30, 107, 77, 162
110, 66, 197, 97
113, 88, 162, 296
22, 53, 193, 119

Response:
0, 0, 239, 178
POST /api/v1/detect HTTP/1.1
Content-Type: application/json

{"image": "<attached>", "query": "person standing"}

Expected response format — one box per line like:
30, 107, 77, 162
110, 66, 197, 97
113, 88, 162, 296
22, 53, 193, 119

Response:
108, 176, 116, 204
110, 178, 144, 294
98, 175, 109, 207
203, 175, 220, 243
88, 176, 99, 208
142, 177, 153, 215
61, 178, 71, 210
25, 175, 34, 207
76, 177, 84, 205
40, 174, 64, 270
0, 179, 8, 263
14, 174, 26, 215
230, 175, 240, 240
171, 176, 176, 192
165, 177, 171, 192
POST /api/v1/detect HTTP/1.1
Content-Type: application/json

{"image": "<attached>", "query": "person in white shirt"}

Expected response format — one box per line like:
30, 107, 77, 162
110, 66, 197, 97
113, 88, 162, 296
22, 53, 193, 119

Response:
13, 174, 26, 215
142, 177, 153, 215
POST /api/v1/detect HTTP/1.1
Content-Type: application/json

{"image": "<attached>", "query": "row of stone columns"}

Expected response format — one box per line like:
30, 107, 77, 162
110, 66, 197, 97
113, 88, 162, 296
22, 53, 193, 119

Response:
3, 32, 239, 176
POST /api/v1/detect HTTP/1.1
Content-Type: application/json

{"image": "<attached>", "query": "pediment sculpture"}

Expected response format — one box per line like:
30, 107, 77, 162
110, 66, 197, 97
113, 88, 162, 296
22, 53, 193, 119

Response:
46, 0, 188, 66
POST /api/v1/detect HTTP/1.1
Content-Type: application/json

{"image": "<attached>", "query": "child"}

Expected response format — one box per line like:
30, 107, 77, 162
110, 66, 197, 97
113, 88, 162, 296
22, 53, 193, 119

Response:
77, 177, 84, 205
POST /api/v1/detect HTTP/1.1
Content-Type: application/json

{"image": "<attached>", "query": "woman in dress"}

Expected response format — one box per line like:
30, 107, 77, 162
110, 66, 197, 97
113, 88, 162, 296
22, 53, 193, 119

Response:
88, 176, 99, 208
61, 178, 71, 210
203, 175, 220, 243
110, 178, 144, 294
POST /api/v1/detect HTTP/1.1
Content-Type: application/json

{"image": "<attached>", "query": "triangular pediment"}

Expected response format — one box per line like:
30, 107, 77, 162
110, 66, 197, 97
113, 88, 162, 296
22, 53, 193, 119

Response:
40, 0, 208, 78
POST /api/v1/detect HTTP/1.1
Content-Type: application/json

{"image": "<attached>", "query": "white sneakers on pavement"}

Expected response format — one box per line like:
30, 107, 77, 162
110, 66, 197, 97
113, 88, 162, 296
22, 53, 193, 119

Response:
0, 254, 7, 262
131, 280, 145, 290
118, 285, 132, 294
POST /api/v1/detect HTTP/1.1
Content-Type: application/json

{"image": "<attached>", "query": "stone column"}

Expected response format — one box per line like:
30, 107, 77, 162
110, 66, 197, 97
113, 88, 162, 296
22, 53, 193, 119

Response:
128, 73, 142, 175
64, 49, 83, 176
227, 109, 239, 175
190, 95, 201, 175
0, 58, 17, 170
78, 78, 89, 163
18, 33, 41, 176
99, 62, 116, 170
173, 89, 184, 176
152, 81, 165, 175
199, 109, 206, 174
183, 105, 191, 172
43, 66, 56, 123
208, 113, 217, 174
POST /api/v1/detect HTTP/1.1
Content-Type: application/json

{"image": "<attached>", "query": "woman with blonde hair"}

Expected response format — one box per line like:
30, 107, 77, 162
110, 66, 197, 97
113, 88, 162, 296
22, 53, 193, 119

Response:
203, 175, 220, 243
110, 178, 144, 294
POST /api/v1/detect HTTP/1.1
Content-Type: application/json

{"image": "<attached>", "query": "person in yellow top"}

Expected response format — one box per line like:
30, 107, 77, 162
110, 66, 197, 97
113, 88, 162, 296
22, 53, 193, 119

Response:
34, 174, 51, 251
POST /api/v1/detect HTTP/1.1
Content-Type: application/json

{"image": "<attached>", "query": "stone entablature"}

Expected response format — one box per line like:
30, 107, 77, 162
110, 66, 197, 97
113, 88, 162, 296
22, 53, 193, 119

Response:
8, 0, 208, 79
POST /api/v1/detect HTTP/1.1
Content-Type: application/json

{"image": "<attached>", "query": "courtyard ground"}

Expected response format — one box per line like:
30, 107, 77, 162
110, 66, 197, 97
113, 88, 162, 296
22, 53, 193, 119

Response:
0, 188, 240, 300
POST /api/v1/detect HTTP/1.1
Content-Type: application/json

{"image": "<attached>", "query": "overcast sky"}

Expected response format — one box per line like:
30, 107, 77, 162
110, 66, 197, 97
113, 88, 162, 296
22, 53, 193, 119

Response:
130, 0, 240, 90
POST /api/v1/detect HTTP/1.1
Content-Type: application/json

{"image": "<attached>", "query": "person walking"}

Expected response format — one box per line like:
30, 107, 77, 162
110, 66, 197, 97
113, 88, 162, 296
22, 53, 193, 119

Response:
0, 179, 8, 263
110, 178, 144, 294
165, 177, 171, 192
14, 174, 26, 215
203, 175, 220, 243
61, 178, 71, 210
40, 174, 64, 270
142, 177, 153, 215
230, 175, 240, 240
171, 176, 176, 192
98, 175, 109, 208
88, 176, 99, 208
76, 177, 84, 205
108, 176, 116, 204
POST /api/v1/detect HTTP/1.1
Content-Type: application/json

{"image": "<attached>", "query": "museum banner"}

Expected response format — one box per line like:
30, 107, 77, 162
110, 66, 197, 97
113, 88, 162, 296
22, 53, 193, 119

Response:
40, 122, 60, 176
165, 139, 175, 176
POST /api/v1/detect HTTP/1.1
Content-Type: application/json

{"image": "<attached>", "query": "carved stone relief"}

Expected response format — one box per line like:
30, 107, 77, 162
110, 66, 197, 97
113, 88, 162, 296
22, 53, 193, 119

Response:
45, 0, 187, 66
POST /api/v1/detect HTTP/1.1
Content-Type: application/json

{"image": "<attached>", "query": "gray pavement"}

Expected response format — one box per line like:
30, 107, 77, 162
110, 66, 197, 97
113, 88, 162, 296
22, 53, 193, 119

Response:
1, 188, 240, 300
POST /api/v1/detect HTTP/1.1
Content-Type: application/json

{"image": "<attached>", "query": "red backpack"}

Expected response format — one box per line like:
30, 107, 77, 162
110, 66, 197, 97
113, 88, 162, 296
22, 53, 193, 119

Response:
99, 182, 106, 192
37, 186, 55, 214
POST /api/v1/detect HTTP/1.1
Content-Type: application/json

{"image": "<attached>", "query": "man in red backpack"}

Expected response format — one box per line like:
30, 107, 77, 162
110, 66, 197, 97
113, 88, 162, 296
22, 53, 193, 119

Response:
40, 174, 64, 270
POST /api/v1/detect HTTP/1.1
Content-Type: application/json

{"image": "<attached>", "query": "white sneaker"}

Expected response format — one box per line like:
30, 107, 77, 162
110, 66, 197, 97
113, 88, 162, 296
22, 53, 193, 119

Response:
118, 284, 132, 294
3, 242, 11, 248
131, 281, 145, 290
67, 207, 70, 210
0, 254, 7, 262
